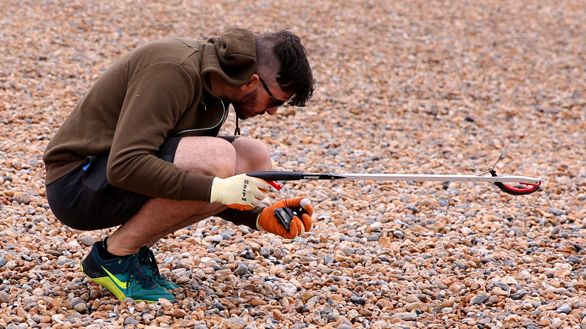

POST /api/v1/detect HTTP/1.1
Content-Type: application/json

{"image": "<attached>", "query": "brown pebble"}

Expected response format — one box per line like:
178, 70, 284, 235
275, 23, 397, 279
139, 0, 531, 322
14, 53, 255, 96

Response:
249, 298, 267, 306
173, 309, 187, 318
442, 298, 455, 308
227, 322, 245, 329
48, 299, 60, 310
272, 309, 284, 321
376, 298, 393, 309
15, 307, 26, 318
405, 302, 421, 311
300, 291, 314, 303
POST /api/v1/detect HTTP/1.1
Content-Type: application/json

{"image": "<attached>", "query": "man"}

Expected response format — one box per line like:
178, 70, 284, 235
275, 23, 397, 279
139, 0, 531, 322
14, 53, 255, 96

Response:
43, 28, 315, 303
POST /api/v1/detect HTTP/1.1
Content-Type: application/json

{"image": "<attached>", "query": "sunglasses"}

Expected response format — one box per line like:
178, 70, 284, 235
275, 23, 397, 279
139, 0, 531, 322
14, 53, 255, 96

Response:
257, 74, 286, 110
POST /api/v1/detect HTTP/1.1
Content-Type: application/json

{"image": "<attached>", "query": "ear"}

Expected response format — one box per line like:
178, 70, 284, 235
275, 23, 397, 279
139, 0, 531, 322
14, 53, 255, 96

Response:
240, 73, 260, 90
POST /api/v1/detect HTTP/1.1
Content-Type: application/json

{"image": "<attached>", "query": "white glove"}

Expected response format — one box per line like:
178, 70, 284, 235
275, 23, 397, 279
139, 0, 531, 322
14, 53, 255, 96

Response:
210, 174, 270, 211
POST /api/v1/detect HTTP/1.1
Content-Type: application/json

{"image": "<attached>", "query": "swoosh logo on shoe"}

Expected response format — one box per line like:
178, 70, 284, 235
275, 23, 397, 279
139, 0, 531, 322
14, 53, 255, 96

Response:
102, 267, 128, 289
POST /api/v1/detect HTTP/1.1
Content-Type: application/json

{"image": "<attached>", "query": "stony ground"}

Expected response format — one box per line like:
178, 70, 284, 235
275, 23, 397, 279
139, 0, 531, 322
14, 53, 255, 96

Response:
1, 0, 586, 328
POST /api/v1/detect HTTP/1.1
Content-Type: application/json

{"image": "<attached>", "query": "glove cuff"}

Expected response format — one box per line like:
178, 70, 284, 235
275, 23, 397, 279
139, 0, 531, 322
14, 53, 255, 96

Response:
209, 177, 222, 203
256, 213, 267, 232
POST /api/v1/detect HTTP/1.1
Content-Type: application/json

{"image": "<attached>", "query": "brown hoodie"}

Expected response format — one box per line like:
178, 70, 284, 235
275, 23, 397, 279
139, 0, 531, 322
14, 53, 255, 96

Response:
43, 28, 257, 202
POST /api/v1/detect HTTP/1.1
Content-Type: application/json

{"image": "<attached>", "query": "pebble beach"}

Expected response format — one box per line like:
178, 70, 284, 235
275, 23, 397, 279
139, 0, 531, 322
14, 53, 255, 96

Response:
1, 0, 586, 328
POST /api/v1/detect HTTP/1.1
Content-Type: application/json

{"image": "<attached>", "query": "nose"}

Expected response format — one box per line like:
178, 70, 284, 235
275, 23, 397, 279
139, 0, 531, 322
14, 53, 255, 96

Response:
265, 108, 278, 116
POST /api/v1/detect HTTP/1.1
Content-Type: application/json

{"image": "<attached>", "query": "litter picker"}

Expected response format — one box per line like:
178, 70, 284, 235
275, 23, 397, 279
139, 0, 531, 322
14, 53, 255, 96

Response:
247, 156, 542, 196
247, 155, 541, 229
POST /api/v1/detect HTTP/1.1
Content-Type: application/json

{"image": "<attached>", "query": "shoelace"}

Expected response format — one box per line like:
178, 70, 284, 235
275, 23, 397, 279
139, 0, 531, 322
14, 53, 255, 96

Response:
123, 255, 157, 289
141, 247, 162, 278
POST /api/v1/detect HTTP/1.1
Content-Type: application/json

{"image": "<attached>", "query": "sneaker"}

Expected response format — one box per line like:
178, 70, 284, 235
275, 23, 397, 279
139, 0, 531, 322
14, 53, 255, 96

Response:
138, 246, 180, 291
80, 242, 174, 303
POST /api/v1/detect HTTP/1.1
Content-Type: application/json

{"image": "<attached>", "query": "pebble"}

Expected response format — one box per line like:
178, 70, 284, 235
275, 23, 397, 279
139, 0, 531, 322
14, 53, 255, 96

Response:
227, 318, 246, 329
471, 295, 490, 305
73, 302, 87, 313
556, 303, 572, 314
234, 263, 248, 276
350, 296, 366, 305
279, 283, 298, 296
79, 236, 95, 247
211, 301, 225, 311
391, 312, 418, 321
125, 318, 140, 325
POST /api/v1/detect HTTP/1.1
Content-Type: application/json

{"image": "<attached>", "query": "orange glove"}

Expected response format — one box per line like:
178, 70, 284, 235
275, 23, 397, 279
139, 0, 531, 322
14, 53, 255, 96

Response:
256, 198, 313, 239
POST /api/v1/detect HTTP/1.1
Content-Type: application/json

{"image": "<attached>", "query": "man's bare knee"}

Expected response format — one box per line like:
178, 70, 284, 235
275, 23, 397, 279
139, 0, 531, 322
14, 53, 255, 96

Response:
233, 137, 272, 173
174, 137, 236, 178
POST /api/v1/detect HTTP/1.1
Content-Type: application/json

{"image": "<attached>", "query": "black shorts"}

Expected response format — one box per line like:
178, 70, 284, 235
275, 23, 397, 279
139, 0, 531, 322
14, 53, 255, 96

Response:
46, 136, 236, 231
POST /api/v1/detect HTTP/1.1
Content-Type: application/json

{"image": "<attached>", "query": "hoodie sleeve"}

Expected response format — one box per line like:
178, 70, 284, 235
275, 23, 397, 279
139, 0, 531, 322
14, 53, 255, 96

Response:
106, 62, 202, 200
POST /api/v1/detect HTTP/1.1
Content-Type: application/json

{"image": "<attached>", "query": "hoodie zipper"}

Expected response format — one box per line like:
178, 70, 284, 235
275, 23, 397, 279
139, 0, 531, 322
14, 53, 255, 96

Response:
172, 99, 229, 137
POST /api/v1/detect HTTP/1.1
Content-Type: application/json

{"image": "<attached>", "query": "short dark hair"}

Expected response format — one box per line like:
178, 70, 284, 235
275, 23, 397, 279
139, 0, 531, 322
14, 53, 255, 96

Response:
256, 31, 314, 107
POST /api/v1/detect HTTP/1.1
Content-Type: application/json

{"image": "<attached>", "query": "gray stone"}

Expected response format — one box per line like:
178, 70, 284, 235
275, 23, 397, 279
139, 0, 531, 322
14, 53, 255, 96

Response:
454, 260, 467, 269
212, 301, 225, 310
221, 231, 233, 240
18, 193, 30, 204
350, 296, 365, 305
405, 205, 420, 213
342, 246, 355, 256
510, 291, 528, 300
73, 302, 87, 313
234, 263, 248, 276
260, 247, 271, 257
471, 295, 489, 305
69, 297, 84, 306
393, 230, 406, 239
323, 255, 335, 265
324, 312, 339, 321
124, 317, 140, 325
556, 303, 572, 314
551, 226, 561, 235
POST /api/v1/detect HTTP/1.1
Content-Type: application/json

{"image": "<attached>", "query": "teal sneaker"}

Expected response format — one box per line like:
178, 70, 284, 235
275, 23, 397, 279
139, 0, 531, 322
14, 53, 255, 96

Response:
138, 246, 180, 291
80, 242, 174, 303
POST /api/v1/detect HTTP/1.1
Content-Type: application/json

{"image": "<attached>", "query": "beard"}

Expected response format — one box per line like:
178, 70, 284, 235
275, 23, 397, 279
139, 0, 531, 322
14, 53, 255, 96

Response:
231, 89, 258, 120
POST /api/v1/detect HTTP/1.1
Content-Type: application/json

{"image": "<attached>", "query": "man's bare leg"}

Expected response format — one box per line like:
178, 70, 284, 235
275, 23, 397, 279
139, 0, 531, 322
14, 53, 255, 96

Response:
106, 136, 271, 256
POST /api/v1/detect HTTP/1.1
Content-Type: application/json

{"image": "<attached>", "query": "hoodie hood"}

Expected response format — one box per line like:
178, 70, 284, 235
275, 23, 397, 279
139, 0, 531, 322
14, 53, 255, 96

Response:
199, 28, 257, 95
